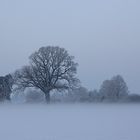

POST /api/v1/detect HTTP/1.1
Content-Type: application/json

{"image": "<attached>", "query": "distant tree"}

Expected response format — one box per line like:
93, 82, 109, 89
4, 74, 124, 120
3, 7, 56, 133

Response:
72, 87, 89, 102
60, 86, 89, 102
89, 90, 102, 102
99, 75, 129, 101
0, 74, 13, 101
127, 94, 140, 102
14, 46, 79, 103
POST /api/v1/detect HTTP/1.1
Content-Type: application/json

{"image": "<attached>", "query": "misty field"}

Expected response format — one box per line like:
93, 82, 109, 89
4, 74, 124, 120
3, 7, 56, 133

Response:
0, 104, 140, 140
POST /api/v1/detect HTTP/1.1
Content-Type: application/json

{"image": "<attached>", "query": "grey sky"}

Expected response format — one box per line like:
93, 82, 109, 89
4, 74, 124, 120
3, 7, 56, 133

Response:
0, 0, 140, 93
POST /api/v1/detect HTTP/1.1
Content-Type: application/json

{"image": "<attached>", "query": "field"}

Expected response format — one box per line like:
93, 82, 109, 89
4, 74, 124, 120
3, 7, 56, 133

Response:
0, 103, 140, 140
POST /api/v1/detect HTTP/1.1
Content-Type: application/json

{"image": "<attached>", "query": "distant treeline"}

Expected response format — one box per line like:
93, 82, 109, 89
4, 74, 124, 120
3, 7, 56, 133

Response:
0, 46, 139, 103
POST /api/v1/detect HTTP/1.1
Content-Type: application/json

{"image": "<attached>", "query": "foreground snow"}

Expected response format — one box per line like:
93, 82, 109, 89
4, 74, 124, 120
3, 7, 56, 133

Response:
0, 103, 140, 140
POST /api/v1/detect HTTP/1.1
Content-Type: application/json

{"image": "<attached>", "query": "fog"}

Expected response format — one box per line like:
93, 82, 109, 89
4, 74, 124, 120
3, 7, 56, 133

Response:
0, 0, 140, 93
0, 103, 140, 140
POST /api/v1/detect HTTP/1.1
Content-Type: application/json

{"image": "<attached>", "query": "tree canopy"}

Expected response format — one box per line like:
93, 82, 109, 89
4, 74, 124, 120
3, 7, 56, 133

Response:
15, 46, 79, 102
99, 75, 129, 100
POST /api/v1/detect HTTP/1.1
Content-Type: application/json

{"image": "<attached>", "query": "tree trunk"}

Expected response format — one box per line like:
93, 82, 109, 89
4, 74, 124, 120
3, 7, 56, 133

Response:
44, 91, 50, 103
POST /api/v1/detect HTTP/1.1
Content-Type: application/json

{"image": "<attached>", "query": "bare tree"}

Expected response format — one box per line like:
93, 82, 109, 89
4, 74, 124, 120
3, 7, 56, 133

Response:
15, 46, 79, 103
99, 75, 129, 101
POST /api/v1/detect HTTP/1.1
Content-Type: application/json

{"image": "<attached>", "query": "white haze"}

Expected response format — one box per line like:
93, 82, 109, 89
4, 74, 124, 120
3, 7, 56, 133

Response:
0, 0, 140, 93
0, 104, 140, 140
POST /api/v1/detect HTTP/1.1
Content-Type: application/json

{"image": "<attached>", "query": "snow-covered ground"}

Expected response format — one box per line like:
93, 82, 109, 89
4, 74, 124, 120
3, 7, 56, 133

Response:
0, 103, 140, 140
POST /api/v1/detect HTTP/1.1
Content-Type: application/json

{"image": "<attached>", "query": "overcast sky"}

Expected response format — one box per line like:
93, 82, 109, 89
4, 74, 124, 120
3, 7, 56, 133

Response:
0, 0, 140, 93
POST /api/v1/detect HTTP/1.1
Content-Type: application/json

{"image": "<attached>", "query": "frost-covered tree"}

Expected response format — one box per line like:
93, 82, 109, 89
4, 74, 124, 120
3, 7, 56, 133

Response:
24, 88, 45, 103
0, 74, 13, 101
89, 90, 102, 102
14, 46, 79, 103
58, 86, 89, 102
99, 75, 129, 101
72, 87, 89, 102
